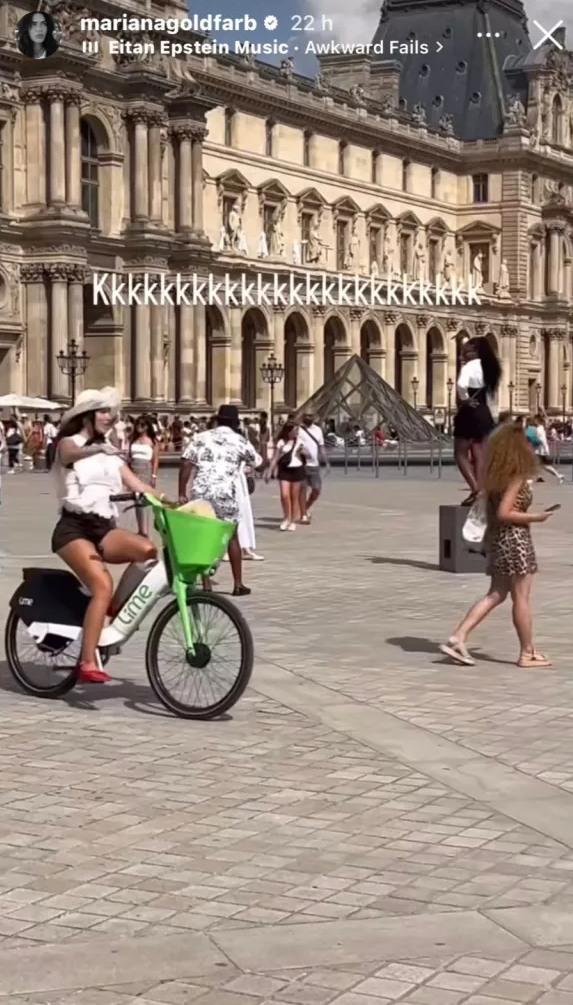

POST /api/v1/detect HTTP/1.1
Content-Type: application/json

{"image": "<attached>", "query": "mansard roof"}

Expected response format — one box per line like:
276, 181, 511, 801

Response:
371, 0, 531, 140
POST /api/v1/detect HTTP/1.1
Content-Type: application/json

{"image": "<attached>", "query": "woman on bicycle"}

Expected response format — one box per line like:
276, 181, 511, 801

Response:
52, 387, 164, 684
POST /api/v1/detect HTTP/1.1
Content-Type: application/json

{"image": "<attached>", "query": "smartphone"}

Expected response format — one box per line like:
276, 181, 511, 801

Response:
545, 504, 561, 512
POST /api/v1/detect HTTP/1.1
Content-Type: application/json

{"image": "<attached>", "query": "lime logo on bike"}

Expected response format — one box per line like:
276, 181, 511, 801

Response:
117, 584, 153, 626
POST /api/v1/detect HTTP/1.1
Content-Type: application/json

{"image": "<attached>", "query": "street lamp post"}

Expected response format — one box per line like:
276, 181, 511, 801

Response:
561, 383, 567, 424
260, 351, 285, 436
411, 375, 419, 410
447, 377, 454, 435
508, 380, 515, 418
535, 381, 542, 413
56, 339, 90, 404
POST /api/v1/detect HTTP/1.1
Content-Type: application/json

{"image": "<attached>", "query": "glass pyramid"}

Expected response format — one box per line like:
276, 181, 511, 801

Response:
297, 354, 443, 442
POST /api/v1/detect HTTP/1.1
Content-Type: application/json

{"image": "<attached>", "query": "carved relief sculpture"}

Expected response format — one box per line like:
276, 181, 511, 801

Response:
496, 258, 511, 299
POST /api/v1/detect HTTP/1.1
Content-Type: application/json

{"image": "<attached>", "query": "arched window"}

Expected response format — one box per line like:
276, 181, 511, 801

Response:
81, 120, 99, 228
552, 95, 564, 145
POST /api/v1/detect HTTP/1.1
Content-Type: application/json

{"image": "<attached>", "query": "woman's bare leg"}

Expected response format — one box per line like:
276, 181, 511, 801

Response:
454, 438, 478, 494
279, 481, 292, 522
510, 574, 534, 658
100, 528, 157, 565
228, 531, 244, 589
450, 576, 509, 643
471, 439, 488, 492
57, 540, 114, 664
290, 483, 301, 523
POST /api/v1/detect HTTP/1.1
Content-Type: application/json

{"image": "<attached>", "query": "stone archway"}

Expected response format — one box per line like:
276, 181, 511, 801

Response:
394, 323, 416, 398
455, 329, 471, 375
360, 319, 384, 377
284, 312, 311, 408
241, 308, 268, 408
426, 327, 447, 408
83, 284, 118, 390
324, 315, 347, 383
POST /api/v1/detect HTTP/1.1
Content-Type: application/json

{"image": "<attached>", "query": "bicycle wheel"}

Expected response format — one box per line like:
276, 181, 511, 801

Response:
145, 591, 254, 719
5, 611, 79, 698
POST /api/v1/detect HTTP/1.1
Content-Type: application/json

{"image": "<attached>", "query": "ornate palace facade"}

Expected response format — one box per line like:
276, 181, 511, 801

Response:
1, 0, 573, 415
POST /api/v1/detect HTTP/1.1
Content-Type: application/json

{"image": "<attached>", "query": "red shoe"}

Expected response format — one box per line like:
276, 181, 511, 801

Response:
78, 661, 111, 684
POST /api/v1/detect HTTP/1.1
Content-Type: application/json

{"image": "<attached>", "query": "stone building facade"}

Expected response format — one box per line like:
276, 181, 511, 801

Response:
1, 0, 573, 417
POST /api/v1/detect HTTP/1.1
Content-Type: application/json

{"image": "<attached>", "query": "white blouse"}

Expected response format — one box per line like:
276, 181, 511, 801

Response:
457, 358, 485, 399
55, 434, 124, 519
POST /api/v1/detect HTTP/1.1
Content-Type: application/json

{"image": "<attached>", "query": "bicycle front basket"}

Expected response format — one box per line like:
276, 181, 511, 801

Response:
163, 509, 234, 580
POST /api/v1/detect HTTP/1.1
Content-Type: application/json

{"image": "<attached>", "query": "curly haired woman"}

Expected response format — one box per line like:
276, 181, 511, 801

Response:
441, 422, 556, 669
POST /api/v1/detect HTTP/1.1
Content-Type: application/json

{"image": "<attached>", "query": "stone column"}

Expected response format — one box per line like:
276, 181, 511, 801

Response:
311, 309, 325, 389
193, 305, 207, 403
148, 117, 164, 225
23, 88, 46, 207
68, 268, 86, 395
546, 331, 562, 410
150, 298, 164, 402
296, 344, 314, 404
47, 89, 66, 206
532, 241, 543, 300
446, 319, 459, 386
401, 350, 418, 405
349, 310, 362, 357
547, 224, 563, 296
229, 308, 243, 404
132, 113, 149, 221
270, 308, 286, 410
368, 348, 386, 380
133, 291, 151, 401
211, 334, 231, 405
174, 126, 193, 233
432, 352, 448, 407
65, 94, 82, 209
178, 302, 194, 403
22, 265, 48, 396
383, 312, 398, 389
192, 129, 205, 233
47, 265, 69, 399
564, 255, 572, 302
416, 316, 429, 407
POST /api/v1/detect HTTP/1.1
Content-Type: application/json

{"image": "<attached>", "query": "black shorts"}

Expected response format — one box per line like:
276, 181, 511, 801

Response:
51, 510, 116, 554
278, 466, 306, 484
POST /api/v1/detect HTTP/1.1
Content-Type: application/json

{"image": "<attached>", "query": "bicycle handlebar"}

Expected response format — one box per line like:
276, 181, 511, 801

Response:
110, 492, 142, 503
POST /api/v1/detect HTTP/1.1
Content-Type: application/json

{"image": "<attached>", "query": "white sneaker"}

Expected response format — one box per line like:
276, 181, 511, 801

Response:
287, 523, 296, 532
280, 519, 289, 531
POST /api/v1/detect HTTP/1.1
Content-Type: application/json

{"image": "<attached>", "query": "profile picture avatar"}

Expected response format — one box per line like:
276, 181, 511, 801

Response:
17, 11, 60, 59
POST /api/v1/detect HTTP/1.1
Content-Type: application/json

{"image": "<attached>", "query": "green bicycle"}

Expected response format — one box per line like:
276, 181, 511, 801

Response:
6, 493, 254, 719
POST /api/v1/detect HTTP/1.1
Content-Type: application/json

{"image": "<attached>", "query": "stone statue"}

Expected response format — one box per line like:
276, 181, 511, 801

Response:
472, 251, 485, 291
439, 113, 454, 136
292, 241, 302, 266
269, 207, 285, 257
496, 258, 511, 298
382, 227, 396, 275
506, 94, 526, 127
280, 57, 294, 78
306, 217, 323, 264
370, 258, 379, 278
257, 231, 269, 258
413, 238, 426, 282
227, 199, 244, 253
442, 249, 455, 286
218, 225, 230, 253
350, 84, 366, 105
344, 222, 360, 271
412, 102, 427, 125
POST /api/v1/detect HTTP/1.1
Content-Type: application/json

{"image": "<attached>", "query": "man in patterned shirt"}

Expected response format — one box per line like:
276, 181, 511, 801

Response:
178, 404, 260, 596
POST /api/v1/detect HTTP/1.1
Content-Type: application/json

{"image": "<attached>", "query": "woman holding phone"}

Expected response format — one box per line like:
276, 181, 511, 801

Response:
441, 422, 556, 669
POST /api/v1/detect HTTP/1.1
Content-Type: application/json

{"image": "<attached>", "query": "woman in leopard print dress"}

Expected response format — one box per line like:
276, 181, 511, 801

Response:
441, 422, 555, 669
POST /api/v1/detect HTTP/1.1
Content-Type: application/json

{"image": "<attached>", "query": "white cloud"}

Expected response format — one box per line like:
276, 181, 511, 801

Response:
305, 0, 573, 45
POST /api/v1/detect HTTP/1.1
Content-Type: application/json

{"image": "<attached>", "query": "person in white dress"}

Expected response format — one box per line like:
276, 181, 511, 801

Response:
236, 462, 263, 560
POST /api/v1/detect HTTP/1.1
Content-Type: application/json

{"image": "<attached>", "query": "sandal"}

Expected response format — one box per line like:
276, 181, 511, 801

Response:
518, 652, 552, 668
439, 638, 475, 666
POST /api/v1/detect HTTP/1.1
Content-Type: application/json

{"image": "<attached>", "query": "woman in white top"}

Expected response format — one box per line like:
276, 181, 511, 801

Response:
266, 420, 308, 531
454, 336, 502, 505
128, 415, 160, 537
51, 388, 164, 685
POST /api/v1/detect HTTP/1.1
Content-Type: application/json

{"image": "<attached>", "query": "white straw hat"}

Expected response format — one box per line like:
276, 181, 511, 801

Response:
61, 386, 121, 426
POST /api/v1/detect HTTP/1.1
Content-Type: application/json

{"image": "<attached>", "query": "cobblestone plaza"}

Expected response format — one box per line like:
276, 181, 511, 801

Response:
1, 470, 573, 1002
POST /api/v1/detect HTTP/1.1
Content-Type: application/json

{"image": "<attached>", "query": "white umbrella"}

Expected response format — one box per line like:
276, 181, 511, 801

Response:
0, 394, 63, 411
